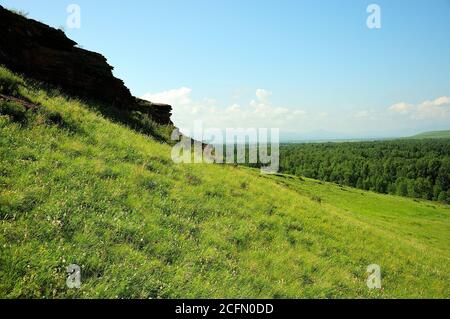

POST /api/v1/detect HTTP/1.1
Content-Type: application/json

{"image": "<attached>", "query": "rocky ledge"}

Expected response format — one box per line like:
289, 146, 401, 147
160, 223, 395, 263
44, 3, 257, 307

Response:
0, 5, 172, 125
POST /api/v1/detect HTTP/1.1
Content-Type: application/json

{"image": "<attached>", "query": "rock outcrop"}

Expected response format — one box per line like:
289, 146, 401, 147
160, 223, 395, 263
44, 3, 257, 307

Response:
0, 5, 172, 125
134, 98, 173, 125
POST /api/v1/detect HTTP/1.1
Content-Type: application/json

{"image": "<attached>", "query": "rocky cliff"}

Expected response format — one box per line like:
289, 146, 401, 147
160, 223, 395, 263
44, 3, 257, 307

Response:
0, 5, 172, 125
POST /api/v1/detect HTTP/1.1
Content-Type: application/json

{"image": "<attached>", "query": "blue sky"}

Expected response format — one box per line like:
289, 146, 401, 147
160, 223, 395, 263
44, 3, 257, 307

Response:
2, 0, 450, 138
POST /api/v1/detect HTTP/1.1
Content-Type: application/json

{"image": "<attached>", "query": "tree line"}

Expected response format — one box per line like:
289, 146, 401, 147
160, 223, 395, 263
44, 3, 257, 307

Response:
279, 139, 450, 203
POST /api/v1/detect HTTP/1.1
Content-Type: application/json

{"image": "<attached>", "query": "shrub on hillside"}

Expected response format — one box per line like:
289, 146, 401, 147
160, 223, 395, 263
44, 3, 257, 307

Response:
311, 195, 322, 204
7, 8, 29, 17
0, 100, 27, 122
437, 191, 449, 204
0, 66, 24, 96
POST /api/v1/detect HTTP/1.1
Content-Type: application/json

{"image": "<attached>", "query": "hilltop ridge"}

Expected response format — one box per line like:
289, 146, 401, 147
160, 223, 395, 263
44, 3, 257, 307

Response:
409, 130, 450, 139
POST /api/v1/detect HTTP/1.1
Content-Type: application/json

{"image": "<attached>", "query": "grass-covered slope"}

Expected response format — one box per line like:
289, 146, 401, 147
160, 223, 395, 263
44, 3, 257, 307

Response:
410, 130, 450, 139
0, 66, 449, 298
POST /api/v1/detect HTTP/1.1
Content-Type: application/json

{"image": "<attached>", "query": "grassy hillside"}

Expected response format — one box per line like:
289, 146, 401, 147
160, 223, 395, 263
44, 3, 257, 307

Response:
410, 130, 450, 139
0, 66, 449, 298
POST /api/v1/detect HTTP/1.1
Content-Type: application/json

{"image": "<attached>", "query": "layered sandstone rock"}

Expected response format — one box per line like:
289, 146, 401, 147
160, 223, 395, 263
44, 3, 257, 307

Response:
0, 6, 172, 125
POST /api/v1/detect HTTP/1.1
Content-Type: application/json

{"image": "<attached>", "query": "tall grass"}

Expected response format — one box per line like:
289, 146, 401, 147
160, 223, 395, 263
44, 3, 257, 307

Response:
0, 66, 24, 96
0, 66, 449, 298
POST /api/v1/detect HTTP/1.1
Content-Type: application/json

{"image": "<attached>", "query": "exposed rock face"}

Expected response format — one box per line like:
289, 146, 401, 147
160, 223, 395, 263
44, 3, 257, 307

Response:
134, 98, 172, 125
0, 6, 172, 125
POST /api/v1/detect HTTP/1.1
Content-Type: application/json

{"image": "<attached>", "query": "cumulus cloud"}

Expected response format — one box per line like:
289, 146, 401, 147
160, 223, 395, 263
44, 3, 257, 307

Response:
414, 96, 450, 119
140, 88, 450, 137
421, 96, 450, 108
255, 89, 272, 102
388, 96, 450, 119
389, 102, 413, 114
141, 87, 192, 106
141, 88, 310, 132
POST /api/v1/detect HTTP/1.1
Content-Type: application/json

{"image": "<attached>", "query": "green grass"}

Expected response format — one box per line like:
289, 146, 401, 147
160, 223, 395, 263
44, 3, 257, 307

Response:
409, 130, 450, 139
0, 66, 24, 96
0, 66, 449, 298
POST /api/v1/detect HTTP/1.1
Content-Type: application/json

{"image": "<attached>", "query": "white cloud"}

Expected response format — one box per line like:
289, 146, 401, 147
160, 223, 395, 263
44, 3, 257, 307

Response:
388, 96, 450, 120
141, 87, 192, 106
415, 97, 450, 119
140, 89, 450, 137
255, 89, 272, 102
389, 102, 413, 114
141, 88, 309, 132
421, 96, 450, 108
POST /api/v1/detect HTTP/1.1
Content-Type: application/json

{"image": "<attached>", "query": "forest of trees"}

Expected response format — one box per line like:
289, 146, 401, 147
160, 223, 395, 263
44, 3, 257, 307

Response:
279, 139, 450, 203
